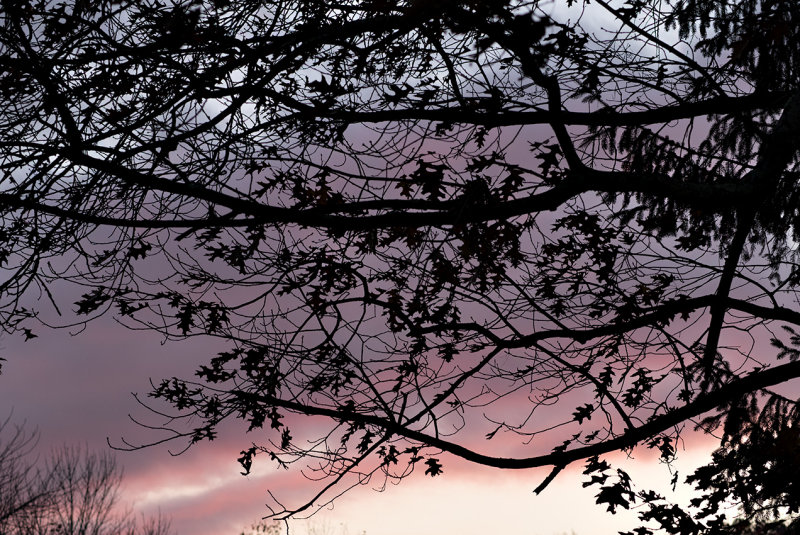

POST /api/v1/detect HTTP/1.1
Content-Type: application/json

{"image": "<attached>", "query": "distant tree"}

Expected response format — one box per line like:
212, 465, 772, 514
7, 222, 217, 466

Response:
238, 520, 364, 535
0, 418, 173, 535
2, 0, 800, 531
0, 415, 51, 532
31, 446, 174, 535
239, 521, 282, 535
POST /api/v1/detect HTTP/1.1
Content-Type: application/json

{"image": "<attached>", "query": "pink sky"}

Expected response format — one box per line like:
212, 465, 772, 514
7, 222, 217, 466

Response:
3, 2, 800, 534
0, 314, 731, 535
1, 118, 795, 535
0, 137, 745, 535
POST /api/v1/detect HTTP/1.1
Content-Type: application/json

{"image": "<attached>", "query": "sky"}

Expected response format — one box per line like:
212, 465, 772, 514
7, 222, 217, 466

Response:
2, 3, 796, 535
0, 312, 723, 535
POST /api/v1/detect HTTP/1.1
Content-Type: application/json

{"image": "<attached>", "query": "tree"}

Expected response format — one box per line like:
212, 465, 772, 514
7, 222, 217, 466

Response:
0, 418, 174, 535
237, 520, 365, 535
33, 446, 174, 535
2, 0, 800, 530
0, 415, 51, 532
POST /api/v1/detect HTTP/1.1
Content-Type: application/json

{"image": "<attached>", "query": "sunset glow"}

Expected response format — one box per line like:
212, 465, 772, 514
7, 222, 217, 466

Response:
3, 1, 800, 534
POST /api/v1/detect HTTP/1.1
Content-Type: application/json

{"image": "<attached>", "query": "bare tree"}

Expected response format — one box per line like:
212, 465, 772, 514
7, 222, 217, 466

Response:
238, 521, 282, 535
0, 419, 174, 535
41, 446, 131, 535
238, 520, 364, 535
0, 415, 50, 533
2, 0, 800, 532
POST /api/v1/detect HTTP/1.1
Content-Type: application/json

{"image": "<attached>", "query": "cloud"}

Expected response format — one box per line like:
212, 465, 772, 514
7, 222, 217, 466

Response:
0, 304, 725, 535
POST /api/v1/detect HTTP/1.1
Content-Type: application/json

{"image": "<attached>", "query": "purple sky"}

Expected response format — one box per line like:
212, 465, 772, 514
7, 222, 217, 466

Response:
0, 312, 725, 535
3, 3, 800, 534
0, 111, 793, 535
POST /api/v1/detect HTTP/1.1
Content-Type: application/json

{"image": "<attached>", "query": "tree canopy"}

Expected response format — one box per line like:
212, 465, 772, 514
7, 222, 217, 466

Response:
2, 0, 800, 531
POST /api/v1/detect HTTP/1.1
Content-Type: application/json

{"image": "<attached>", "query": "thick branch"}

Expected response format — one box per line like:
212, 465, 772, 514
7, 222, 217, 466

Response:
703, 91, 800, 376
307, 93, 788, 129
28, 152, 756, 231
423, 295, 800, 349
245, 359, 800, 470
